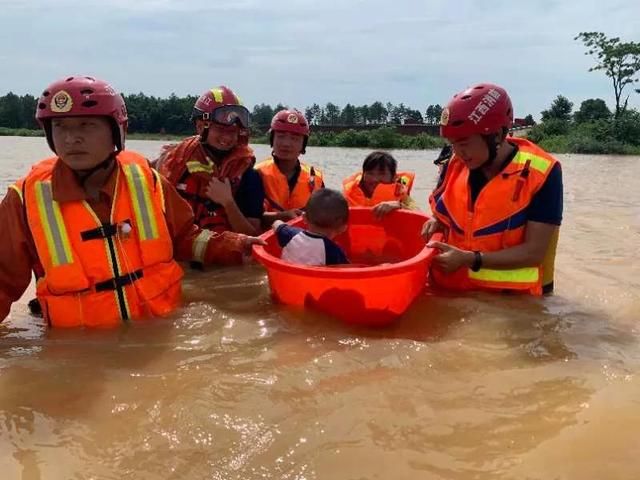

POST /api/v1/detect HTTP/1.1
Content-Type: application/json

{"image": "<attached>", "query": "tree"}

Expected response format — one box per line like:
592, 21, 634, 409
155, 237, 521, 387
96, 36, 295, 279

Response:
541, 95, 573, 122
575, 32, 640, 118
306, 103, 321, 125
340, 103, 357, 125
324, 102, 341, 125
356, 104, 370, 124
0, 92, 22, 129
251, 103, 275, 127
524, 114, 536, 126
368, 102, 387, 124
432, 104, 443, 124
425, 105, 435, 124
573, 98, 611, 123
405, 109, 423, 124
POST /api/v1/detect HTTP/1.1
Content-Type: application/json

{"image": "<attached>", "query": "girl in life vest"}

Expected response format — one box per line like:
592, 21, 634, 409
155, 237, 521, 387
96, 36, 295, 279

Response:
342, 151, 418, 219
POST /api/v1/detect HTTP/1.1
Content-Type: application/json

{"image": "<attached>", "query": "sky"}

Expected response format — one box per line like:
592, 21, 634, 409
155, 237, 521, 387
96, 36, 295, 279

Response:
0, 0, 639, 119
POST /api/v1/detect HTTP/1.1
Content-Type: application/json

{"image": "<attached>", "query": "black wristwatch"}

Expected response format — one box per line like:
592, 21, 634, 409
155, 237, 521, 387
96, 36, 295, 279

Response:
471, 251, 483, 272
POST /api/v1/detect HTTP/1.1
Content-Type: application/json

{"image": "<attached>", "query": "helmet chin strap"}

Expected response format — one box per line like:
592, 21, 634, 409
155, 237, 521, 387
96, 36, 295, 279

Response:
199, 123, 210, 143
74, 153, 116, 185
476, 134, 500, 171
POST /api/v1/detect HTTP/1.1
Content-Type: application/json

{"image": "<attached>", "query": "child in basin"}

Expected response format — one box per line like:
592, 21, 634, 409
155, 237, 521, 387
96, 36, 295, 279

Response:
273, 189, 350, 266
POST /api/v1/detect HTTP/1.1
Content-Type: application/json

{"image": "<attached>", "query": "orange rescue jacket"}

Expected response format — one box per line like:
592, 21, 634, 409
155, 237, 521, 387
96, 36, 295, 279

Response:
429, 137, 559, 295
342, 171, 415, 207
23, 151, 184, 327
255, 157, 323, 211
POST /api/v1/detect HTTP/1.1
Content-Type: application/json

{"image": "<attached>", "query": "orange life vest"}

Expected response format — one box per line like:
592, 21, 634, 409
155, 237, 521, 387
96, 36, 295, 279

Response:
342, 171, 415, 207
429, 137, 559, 295
23, 152, 184, 328
255, 157, 323, 212
156, 136, 255, 232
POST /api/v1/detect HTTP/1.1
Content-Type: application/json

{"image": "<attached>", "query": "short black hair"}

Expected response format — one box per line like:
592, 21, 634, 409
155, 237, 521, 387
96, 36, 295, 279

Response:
305, 189, 349, 229
362, 151, 397, 177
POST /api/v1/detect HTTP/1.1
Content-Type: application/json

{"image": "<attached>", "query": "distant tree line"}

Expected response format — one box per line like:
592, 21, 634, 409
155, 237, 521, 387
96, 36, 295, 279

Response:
0, 91, 466, 135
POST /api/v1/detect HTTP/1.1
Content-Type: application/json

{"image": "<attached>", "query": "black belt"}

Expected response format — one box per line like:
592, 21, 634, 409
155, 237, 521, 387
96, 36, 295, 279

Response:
81, 221, 130, 241
95, 269, 144, 292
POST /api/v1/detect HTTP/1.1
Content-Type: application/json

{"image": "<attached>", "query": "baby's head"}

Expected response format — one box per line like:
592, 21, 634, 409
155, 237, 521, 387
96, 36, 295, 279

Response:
304, 189, 349, 239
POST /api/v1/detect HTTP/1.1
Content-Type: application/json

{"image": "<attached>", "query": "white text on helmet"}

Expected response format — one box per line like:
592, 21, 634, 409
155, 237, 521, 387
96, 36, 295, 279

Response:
468, 89, 502, 125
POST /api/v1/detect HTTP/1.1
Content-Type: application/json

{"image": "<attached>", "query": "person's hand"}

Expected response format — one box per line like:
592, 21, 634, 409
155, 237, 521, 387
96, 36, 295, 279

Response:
280, 209, 303, 221
373, 201, 401, 219
205, 177, 234, 206
421, 217, 443, 241
427, 240, 474, 273
243, 235, 267, 252
241, 235, 268, 264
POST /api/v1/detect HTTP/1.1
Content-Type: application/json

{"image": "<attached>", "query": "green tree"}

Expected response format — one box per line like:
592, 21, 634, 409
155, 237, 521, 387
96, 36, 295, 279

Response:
306, 103, 321, 125
524, 114, 536, 125
573, 98, 611, 123
340, 103, 357, 125
324, 102, 341, 125
356, 104, 370, 124
252, 103, 275, 127
541, 95, 573, 122
432, 104, 443, 124
368, 102, 387, 124
575, 32, 640, 118
405, 109, 423, 123
0, 92, 23, 129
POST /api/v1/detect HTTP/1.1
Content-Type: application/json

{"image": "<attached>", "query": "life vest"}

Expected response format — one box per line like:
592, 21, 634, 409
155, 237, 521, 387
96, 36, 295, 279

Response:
342, 171, 415, 207
22, 152, 184, 328
255, 157, 323, 212
156, 136, 255, 232
429, 137, 559, 295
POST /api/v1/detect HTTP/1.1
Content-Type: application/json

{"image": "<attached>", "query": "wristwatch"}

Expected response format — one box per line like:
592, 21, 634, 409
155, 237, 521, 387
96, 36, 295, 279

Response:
471, 251, 483, 272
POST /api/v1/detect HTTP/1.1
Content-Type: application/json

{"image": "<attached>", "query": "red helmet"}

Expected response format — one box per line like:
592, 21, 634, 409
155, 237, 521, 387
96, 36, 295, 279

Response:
191, 86, 249, 128
35, 75, 128, 152
440, 83, 513, 140
270, 109, 310, 137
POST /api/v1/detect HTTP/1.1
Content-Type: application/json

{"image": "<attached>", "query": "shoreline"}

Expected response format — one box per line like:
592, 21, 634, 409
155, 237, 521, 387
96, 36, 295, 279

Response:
2, 128, 639, 155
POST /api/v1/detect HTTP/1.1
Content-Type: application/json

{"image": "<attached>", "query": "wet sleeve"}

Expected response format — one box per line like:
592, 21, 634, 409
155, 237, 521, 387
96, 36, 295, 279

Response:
160, 175, 247, 266
0, 187, 37, 322
527, 163, 563, 225
234, 168, 265, 220
275, 224, 302, 248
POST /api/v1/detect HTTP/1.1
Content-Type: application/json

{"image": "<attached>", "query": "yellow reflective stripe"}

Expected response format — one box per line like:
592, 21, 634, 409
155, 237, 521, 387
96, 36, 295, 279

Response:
192, 230, 212, 263
469, 267, 539, 284
123, 164, 159, 241
152, 169, 166, 213
186, 160, 213, 175
34, 181, 73, 266
211, 88, 224, 103
9, 184, 23, 202
513, 152, 551, 174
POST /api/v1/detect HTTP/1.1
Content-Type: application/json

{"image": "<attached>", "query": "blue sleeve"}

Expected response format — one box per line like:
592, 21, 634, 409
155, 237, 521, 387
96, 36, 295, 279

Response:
323, 239, 349, 265
234, 168, 265, 219
527, 163, 563, 225
275, 224, 302, 248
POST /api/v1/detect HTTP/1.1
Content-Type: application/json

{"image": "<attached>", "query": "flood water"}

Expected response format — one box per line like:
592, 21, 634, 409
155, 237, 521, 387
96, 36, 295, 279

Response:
1, 136, 639, 479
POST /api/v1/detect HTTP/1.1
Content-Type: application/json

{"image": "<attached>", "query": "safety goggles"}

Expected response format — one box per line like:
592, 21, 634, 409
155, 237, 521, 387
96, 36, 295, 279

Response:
202, 105, 250, 129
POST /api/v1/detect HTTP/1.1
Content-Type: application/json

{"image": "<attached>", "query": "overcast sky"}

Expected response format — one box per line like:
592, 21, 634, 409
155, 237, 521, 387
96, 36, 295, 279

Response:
1, 0, 638, 119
